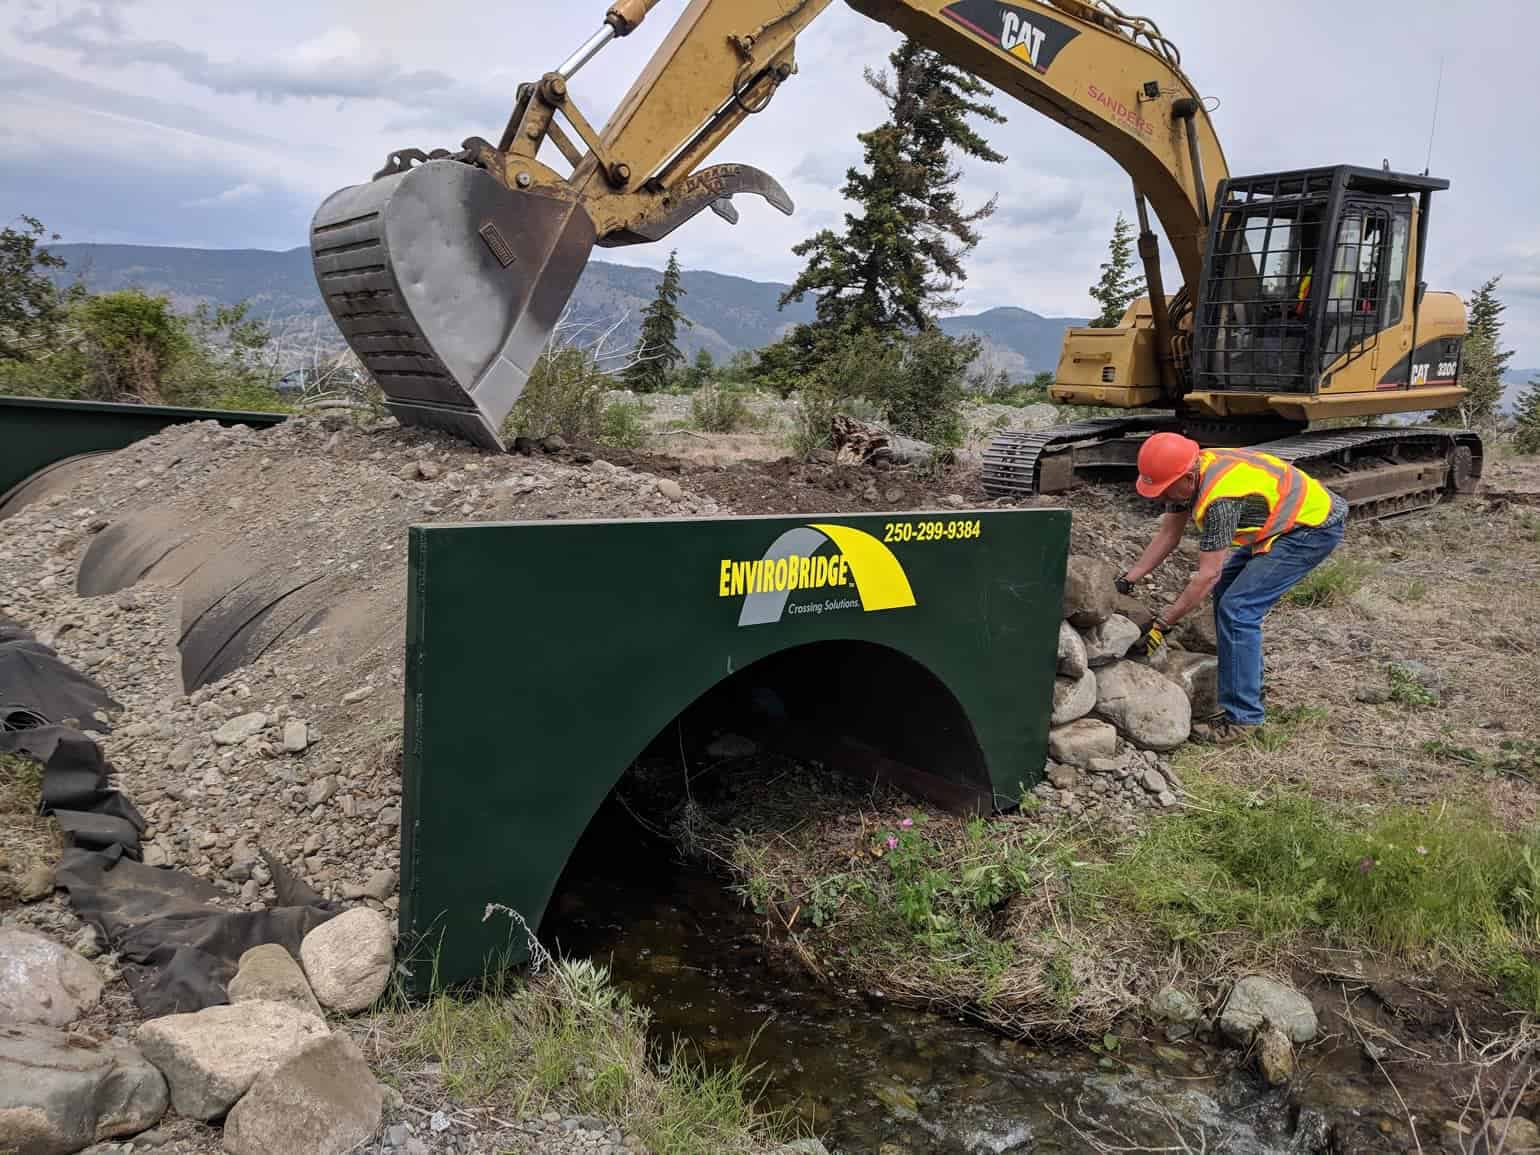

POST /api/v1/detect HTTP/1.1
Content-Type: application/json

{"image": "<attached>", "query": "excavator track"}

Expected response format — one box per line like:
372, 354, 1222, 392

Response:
1252, 424, 1483, 520
982, 418, 1483, 521
981, 415, 1177, 498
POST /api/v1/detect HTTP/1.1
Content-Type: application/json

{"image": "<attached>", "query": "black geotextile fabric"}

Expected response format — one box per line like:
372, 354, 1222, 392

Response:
1, 614, 342, 1016
0, 614, 120, 733
55, 847, 341, 1016
0, 724, 146, 857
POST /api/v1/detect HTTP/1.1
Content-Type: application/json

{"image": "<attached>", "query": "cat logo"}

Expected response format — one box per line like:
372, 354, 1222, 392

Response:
941, 1, 1080, 74
999, 10, 1047, 67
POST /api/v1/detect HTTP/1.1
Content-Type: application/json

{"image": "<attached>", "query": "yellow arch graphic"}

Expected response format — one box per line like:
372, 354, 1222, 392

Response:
809, 523, 917, 613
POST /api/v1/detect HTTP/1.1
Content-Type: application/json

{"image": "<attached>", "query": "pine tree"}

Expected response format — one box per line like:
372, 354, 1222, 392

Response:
0, 215, 71, 362
778, 39, 1007, 337
1460, 275, 1511, 423
679, 348, 715, 391
623, 250, 690, 393
1087, 213, 1146, 327
1513, 376, 1540, 455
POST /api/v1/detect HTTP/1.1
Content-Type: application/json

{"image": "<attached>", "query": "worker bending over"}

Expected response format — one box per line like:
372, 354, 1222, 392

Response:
1116, 432, 1347, 744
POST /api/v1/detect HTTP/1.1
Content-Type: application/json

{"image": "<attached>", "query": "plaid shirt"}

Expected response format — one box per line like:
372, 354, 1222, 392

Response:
1168, 489, 1348, 552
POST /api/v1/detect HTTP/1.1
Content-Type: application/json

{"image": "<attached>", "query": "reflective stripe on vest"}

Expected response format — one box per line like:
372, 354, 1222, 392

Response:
1193, 449, 1331, 553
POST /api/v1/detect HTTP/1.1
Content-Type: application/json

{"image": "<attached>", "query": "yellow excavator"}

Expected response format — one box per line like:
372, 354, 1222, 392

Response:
309, 0, 1481, 515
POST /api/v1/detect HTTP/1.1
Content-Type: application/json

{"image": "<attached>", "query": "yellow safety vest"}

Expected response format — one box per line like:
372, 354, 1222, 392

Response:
1192, 448, 1333, 553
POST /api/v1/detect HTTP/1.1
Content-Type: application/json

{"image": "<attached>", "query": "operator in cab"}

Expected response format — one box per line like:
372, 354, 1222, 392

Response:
1114, 432, 1348, 744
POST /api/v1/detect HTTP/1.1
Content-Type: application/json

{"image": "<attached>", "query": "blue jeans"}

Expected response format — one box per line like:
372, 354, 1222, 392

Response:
1211, 519, 1346, 725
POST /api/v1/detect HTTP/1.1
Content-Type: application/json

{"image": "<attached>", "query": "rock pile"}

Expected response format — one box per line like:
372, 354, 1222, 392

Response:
1039, 557, 1218, 817
0, 908, 394, 1154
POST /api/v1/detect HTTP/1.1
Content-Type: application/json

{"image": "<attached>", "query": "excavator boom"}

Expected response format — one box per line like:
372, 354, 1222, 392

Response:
311, 0, 1480, 516
310, 0, 1227, 448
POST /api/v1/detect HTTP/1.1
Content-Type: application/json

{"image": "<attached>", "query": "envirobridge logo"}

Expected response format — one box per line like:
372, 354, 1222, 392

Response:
718, 522, 917, 628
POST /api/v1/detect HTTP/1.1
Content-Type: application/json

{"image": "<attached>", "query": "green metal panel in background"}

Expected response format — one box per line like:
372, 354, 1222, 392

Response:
0, 395, 287, 511
401, 507, 1070, 992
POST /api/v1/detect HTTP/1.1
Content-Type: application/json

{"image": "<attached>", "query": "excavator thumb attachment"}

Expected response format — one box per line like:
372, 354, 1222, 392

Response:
310, 160, 596, 451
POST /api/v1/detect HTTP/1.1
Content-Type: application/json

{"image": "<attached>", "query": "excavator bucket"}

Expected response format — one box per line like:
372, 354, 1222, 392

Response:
309, 160, 596, 451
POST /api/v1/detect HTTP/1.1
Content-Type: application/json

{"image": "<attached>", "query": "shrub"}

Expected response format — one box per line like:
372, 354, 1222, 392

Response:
785, 383, 839, 458
505, 346, 610, 441
599, 399, 649, 449
690, 382, 750, 433
879, 327, 977, 447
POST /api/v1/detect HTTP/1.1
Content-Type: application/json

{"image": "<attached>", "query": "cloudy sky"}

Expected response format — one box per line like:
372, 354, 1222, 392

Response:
1, 0, 1535, 364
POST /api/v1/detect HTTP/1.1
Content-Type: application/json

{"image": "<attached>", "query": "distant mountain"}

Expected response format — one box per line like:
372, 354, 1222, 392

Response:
940, 306, 1089, 380
45, 243, 1082, 379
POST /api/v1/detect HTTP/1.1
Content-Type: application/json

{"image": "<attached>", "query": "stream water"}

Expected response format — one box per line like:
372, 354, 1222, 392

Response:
540, 799, 1410, 1155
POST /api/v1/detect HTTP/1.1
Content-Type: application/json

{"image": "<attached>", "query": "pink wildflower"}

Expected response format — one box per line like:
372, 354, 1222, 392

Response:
900, 818, 914, 829
886, 836, 898, 850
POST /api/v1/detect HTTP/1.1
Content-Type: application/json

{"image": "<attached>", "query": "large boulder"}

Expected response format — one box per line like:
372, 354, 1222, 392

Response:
300, 907, 394, 1014
1219, 976, 1318, 1045
1062, 556, 1116, 627
1056, 622, 1088, 679
1080, 615, 1142, 667
228, 944, 323, 1018
136, 1000, 328, 1121
1093, 662, 1192, 751
0, 927, 104, 1027
0, 1021, 168, 1155
222, 1034, 383, 1155
1162, 651, 1219, 719
1178, 606, 1218, 654
1114, 593, 1156, 633
1047, 718, 1119, 768
1050, 669, 1097, 725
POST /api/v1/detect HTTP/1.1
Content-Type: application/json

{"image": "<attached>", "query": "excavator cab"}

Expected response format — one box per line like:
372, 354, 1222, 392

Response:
1189, 166, 1459, 418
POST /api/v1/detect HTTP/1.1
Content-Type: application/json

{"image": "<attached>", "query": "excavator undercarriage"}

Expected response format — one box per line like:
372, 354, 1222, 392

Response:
981, 416, 1482, 521
309, 0, 1484, 521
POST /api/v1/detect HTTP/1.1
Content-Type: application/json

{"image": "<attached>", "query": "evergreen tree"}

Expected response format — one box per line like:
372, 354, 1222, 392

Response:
1087, 213, 1146, 327
1513, 375, 1540, 455
624, 250, 690, 393
1460, 275, 1511, 423
679, 347, 715, 391
0, 215, 72, 362
778, 38, 1007, 337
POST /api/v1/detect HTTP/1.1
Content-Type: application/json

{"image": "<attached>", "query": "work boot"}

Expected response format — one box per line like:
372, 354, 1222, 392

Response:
1190, 718, 1259, 746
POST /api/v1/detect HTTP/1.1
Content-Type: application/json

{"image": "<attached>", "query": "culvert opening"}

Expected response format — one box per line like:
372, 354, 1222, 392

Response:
540, 640, 993, 953
661, 639, 992, 815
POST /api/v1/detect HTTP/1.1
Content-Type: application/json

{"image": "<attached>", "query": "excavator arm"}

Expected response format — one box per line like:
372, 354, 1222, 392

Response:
310, 0, 1229, 449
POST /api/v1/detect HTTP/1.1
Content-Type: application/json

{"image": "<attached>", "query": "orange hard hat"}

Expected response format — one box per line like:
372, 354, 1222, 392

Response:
1135, 432, 1200, 498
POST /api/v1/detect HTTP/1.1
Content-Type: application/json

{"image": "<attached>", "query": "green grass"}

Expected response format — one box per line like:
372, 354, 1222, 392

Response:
0, 753, 43, 805
394, 957, 794, 1155
1074, 782, 1540, 1010
1253, 703, 1330, 752
1388, 665, 1440, 707
1422, 737, 1540, 783
1284, 557, 1378, 608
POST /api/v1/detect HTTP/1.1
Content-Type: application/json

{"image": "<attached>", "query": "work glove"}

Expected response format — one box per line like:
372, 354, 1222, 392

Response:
1145, 618, 1170, 660
1115, 572, 1136, 596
